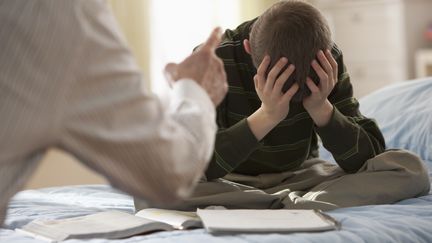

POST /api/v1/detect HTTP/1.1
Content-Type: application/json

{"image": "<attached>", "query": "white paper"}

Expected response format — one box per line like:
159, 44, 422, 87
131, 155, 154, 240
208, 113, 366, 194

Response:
197, 209, 338, 233
135, 208, 201, 229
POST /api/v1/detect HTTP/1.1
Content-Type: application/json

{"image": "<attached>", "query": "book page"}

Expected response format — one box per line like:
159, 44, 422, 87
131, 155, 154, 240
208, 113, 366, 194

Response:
17, 211, 173, 241
197, 209, 338, 233
135, 208, 202, 229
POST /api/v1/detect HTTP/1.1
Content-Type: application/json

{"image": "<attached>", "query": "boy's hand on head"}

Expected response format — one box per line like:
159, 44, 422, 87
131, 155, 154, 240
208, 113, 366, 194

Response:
303, 49, 338, 127
247, 55, 299, 141
254, 55, 298, 123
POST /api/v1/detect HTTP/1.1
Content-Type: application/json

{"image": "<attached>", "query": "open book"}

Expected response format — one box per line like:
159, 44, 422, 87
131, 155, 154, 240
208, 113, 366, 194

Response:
16, 208, 339, 241
15, 209, 201, 242
197, 209, 339, 234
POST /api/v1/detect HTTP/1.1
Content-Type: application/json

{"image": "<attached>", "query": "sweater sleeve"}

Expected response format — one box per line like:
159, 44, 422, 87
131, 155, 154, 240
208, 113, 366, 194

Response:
205, 98, 260, 180
204, 20, 261, 180
315, 44, 386, 173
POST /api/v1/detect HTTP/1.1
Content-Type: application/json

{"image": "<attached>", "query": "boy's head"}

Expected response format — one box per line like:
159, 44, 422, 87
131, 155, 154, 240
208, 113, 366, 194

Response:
245, 0, 332, 102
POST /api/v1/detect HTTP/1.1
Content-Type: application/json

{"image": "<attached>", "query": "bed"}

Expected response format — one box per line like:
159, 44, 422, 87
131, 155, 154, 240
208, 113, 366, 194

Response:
2, 78, 432, 243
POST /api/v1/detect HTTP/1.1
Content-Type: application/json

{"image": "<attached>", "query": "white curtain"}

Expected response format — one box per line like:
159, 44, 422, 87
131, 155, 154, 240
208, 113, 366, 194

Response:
110, 0, 278, 94
149, 0, 240, 97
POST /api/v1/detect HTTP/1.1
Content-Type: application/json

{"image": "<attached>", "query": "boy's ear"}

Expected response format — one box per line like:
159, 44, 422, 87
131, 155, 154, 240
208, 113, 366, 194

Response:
243, 39, 251, 55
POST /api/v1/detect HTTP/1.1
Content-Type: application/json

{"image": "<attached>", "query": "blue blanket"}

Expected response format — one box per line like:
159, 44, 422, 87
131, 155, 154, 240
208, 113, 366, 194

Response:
2, 181, 432, 243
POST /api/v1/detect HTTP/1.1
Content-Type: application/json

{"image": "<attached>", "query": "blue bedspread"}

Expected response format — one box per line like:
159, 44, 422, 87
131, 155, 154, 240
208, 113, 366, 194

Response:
1, 176, 432, 243
2, 78, 432, 243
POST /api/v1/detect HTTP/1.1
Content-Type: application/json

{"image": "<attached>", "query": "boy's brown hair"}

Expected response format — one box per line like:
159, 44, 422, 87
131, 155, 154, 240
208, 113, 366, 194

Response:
249, 0, 332, 102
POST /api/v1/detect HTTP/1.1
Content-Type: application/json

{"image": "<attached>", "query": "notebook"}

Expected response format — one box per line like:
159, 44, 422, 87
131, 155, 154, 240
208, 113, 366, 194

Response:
196, 209, 339, 234
15, 209, 201, 242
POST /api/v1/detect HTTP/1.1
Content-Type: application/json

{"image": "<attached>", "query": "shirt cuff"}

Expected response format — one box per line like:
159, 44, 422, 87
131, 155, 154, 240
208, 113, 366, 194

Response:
316, 106, 349, 138
170, 78, 215, 120
315, 106, 359, 155
225, 118, 260, 152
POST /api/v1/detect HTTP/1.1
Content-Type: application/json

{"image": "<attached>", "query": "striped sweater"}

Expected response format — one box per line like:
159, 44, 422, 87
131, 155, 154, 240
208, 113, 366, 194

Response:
205, 19, 386, 180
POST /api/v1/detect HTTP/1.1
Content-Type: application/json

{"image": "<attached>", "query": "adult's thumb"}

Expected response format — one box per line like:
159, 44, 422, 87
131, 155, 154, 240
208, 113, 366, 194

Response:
164, 63, 178, 87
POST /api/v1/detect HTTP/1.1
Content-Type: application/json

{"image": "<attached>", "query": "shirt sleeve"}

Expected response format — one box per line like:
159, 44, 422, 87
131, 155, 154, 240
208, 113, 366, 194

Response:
315, 45, 386, 173
60, 1, 216, 203
199, 23, 261, 180
205, 118, 260, 180
204, 94, 260, 180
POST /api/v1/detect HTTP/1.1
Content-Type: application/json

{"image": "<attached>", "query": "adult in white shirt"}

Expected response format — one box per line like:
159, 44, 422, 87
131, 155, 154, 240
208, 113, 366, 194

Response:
0, 0, 227, 225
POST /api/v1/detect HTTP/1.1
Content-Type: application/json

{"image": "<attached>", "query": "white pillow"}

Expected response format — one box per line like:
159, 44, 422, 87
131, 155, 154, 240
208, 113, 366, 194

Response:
360, 78, 432, 164
319, 78, 432, 165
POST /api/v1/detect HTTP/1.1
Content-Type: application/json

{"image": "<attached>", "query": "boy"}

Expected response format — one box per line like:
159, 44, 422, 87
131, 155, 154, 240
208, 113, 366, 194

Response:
135, 0, 429, 211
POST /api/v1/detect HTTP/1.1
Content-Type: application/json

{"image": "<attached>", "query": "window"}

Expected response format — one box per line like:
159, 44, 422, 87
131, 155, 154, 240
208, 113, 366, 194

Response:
149, 0, 240, 97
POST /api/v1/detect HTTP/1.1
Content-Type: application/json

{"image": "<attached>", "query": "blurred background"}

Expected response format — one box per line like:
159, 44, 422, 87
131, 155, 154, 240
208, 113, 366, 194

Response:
25, 0, 432, 189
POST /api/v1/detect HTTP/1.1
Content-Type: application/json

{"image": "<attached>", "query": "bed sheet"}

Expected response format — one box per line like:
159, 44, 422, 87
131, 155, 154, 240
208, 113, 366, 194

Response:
1, 168, 432, 243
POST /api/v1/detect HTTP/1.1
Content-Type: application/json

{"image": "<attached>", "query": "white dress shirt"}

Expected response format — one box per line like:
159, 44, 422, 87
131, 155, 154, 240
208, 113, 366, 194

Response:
0, 0, 216, 225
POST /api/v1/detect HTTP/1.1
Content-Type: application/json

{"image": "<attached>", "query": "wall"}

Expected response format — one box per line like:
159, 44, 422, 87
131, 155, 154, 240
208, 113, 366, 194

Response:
109, 0, 151, 87
25, 149, 107, 189
239, 0, 278, 20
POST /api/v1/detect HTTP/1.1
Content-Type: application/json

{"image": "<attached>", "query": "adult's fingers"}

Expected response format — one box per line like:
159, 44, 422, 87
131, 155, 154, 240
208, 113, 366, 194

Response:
214, 56, 227, 86
200, 27, 223, 52
213, 56, 226, 80
211, 60, 228, 106
204, 57, 226, 86
217, 59, 228, 89
164, 62, 178, 86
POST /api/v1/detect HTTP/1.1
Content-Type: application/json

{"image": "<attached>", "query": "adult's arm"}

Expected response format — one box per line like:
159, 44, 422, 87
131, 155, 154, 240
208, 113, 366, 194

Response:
59, 1, 218, 203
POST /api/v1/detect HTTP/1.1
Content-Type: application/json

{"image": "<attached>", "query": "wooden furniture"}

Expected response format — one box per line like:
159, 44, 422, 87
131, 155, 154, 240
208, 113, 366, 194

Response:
309, 0, 432, 97
416, 49, 432, 78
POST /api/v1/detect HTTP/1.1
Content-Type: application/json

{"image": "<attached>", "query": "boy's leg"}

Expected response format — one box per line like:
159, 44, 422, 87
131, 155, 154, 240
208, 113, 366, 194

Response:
224, 158, 344, 191
135, 177, 286, 211
298, 149, 430, 208
135, 150, 429, 211
135, 158, 345, 211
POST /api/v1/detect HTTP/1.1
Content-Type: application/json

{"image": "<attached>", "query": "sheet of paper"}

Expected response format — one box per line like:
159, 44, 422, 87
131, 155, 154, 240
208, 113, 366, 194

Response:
136, 208, 201, 229
197, 209, 338, 233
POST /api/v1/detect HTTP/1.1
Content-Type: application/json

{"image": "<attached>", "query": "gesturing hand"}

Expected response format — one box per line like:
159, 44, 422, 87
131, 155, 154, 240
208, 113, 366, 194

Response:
303, 49, 338, 127
164, 28, 228, 106
254, 55, 299, 123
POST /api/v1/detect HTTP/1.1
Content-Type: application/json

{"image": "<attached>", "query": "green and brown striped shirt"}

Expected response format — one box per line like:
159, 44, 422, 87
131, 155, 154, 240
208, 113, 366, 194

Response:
205, 19, 385, 180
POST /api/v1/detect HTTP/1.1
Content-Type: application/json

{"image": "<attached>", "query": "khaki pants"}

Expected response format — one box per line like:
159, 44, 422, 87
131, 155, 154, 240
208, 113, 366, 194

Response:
135, 150, 430, 211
